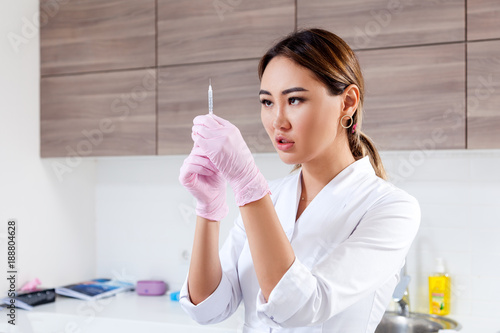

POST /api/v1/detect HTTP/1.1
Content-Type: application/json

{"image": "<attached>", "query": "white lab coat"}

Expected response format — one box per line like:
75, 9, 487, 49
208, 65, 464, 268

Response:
180, 156, 421, 332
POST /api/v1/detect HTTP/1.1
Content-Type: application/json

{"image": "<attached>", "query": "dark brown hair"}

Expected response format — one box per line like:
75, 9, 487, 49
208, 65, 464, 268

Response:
258, 28, 387, 180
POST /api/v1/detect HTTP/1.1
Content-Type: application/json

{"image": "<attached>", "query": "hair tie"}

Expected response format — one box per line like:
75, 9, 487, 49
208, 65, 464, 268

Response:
351, 123, 357, 134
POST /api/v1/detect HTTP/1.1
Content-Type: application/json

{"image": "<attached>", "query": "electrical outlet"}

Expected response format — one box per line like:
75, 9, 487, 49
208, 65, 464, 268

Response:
180, 250, 190, 263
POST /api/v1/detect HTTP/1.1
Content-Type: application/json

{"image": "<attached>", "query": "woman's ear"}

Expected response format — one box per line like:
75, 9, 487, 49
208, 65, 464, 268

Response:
342, 84, 360, 116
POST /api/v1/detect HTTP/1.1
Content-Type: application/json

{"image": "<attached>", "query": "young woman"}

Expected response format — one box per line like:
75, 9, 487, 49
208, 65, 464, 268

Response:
178, 28, 420, 333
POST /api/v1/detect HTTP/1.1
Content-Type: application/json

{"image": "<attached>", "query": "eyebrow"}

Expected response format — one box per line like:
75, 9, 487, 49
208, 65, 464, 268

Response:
259, 87, 309, 96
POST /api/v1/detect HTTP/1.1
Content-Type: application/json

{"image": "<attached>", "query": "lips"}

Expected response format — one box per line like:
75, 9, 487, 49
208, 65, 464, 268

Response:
276, 135, 293, 143
275, 135, 295, 151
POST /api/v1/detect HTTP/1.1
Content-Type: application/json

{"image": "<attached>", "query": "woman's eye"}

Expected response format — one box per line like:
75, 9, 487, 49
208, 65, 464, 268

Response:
289, 97, 303, 105
260, 99, 273, 107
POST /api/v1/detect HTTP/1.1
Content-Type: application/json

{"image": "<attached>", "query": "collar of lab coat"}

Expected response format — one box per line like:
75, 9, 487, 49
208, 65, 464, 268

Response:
273, 156, 375, 241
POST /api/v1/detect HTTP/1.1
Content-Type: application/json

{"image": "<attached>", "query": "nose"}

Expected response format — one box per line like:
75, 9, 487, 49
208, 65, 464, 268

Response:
272, 106, 290, 130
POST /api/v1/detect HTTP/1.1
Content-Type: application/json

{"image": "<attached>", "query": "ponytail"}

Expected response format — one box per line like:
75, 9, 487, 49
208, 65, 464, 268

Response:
349, 130, 387, 180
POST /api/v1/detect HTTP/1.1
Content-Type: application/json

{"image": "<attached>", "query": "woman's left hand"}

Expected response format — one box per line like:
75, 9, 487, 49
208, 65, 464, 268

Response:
192, 114, 270, 206
179, 144, 229, 221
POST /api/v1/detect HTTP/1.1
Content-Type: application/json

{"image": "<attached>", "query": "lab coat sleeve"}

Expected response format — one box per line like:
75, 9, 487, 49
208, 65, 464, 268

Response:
179, 215, 247, 324
255, 189, 421, 328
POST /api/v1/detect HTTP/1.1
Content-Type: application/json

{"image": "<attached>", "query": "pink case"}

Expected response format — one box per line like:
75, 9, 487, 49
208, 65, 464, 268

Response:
136, 280, 167, 296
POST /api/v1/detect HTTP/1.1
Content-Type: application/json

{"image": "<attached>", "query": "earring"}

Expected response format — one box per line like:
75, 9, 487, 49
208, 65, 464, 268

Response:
340, 115, 353, 129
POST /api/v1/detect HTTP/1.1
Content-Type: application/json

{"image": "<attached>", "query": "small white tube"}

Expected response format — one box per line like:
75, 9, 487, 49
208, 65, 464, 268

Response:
208, 78, 213, 115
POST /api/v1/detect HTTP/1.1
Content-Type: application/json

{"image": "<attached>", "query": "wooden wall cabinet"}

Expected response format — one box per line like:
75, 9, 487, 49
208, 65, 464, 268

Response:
157, 0, 294, 66
157, 60, 273, 155
40, 1, 500, 157
297, 0, 465, 50
40, 0, 155, 75
40, 0, 157, 157
357, 44, 466, 150
467, 40, 500, 149
467, 0, 500, 41
41, 69, 156, 157
466, 0, 500, 148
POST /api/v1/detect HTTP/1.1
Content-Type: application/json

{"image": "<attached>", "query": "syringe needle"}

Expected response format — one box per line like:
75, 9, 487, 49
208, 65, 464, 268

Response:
208, 78, 213, 115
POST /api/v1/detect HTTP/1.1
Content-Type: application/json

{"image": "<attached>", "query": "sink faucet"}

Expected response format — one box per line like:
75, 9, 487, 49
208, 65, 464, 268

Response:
392, 264, 411, 317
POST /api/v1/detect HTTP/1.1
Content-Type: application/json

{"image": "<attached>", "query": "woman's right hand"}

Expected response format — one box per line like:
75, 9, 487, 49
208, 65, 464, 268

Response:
179, 145, 228, 222
192, 114, 270, 207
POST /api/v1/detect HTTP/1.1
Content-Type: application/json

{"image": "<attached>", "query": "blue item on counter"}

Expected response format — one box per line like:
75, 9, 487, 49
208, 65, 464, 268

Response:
169, 291, 180, 301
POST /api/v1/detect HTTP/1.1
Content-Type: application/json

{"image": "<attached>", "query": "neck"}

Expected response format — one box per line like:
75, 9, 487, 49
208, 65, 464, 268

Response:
300, 140, 355, 200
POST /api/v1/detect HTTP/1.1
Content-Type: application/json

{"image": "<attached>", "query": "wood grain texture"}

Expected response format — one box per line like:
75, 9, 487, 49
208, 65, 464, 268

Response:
467, 40, 500, 149
40, 0, 155, 75
467, 0, 500, 40
356, 43, 466, 150
157, 0, 295, 66
41, 69, 156, 157
297, 0, 465, 50
158, 60, 273, 155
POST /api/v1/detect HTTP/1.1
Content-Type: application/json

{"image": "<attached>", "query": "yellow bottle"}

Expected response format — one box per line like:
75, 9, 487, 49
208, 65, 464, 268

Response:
428, 258, 451, 315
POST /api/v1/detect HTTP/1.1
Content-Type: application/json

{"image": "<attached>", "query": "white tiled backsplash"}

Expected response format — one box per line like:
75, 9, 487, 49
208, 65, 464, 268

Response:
96, 150, 500, 332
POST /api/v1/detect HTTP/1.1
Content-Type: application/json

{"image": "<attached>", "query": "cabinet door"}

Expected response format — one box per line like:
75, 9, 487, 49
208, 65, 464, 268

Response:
297, 0, 464, 50
468, 0, 500, 40
41, 69, 156, 157
157, 0, 294, 66
467, 40, 500, 149
40, 0, 155, 75
158, 60, 272, 155
356, 43, 466, 150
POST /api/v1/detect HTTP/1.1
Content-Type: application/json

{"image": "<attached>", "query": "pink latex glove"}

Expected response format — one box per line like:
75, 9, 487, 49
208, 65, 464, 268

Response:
20, 278, 41, 292
192, 115, 270, 207
179, 145, 228, 221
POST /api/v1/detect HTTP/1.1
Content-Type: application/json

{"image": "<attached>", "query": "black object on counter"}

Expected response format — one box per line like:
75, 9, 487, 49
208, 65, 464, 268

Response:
2, 288, 56, 310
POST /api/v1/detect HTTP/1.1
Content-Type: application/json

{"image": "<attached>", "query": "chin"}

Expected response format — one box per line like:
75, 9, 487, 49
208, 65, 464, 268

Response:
277, 151, 302, 166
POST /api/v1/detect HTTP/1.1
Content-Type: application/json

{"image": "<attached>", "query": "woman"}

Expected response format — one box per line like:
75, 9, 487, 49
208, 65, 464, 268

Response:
178, 28, 420, 333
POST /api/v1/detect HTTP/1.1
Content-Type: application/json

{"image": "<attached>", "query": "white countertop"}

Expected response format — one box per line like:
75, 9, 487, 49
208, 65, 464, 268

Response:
1, 292, 243, 333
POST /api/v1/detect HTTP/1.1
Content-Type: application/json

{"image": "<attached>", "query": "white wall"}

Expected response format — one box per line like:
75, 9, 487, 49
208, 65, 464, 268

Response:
0, 0, 97, 294
96, 150, 500, 332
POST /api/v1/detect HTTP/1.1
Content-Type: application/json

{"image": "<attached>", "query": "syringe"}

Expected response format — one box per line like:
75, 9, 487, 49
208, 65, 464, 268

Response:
208, 78, 213, 115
